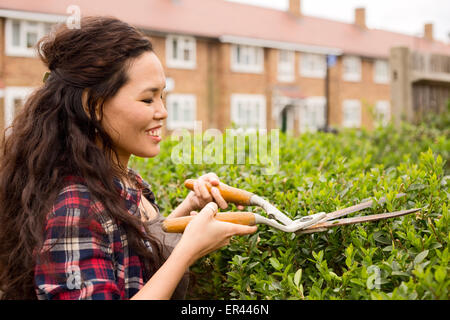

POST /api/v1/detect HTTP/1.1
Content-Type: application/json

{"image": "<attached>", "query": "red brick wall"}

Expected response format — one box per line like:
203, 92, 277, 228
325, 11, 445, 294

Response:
0, 21, 391, 136
149, 34, 213, 135
330, 57, 390, 131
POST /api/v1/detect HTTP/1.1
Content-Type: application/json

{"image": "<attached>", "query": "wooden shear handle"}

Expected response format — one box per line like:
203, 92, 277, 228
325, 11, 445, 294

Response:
162, 212, 256, 233
184, 179, 253, 206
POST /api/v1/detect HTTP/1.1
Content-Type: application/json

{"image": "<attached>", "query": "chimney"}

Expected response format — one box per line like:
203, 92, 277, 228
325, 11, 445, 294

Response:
424, 23, 433, 41
288, 0, 302, 18
354, 7, 366, 29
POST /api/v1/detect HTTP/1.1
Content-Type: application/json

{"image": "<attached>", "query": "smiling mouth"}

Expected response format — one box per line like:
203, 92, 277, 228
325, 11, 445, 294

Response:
145, 127, 162, 137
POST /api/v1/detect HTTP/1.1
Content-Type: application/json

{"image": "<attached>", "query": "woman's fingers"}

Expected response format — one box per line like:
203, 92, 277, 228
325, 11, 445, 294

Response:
197, 204, 257, 237
231, 225, 258, 236
192, 180, 210, 207
203, 172, 220, 186
188, 190, 202, 210
179, 202, 257, 262
213, 217, 258, 238
201, 173, 227, 209
193, 180, 200, 199
211, 187, 228, 209
197, 180, 212, 202
199, 202, 218, 217
191, 172, 244, 211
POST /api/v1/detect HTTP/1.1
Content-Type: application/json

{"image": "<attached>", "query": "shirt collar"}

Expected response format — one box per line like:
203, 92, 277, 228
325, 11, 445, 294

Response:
113, 168, 159, 215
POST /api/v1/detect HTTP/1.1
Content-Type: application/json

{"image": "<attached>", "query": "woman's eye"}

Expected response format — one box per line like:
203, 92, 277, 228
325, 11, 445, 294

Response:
142, 99, 154, 104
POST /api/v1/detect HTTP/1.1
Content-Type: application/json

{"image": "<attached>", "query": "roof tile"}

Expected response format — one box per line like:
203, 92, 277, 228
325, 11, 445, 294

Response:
1, 0, 449, 57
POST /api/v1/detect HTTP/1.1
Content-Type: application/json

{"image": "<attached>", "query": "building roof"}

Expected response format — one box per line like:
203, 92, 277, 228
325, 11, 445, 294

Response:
1, 0, 450, 58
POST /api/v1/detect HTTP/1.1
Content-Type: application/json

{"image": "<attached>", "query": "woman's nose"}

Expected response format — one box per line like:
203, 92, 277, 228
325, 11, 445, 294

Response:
154, 100, 168, 120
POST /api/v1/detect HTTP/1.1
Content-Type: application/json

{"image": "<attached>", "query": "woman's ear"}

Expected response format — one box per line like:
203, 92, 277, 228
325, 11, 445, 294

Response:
81, 89, 101, 120
81, 89, 90, 118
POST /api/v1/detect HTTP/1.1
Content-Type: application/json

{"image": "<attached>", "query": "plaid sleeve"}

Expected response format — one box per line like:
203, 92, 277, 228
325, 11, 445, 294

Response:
34, 185, 121, 300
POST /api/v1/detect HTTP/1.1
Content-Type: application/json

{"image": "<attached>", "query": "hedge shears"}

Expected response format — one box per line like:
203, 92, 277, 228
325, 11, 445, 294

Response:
162, 179, 420, 235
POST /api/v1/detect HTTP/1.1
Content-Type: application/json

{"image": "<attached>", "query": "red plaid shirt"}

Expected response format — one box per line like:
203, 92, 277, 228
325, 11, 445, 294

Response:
34, 169, 163, 299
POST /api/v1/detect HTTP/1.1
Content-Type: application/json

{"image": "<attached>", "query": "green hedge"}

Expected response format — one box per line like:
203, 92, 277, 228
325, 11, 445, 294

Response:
130, 110, 449, 300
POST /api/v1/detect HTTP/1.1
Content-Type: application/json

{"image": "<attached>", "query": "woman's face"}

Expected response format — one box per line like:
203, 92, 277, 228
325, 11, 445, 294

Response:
101, 51, 167, 168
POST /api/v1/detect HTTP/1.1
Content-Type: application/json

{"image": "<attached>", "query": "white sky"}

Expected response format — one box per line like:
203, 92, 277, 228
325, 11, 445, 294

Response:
227, 0, 450, 43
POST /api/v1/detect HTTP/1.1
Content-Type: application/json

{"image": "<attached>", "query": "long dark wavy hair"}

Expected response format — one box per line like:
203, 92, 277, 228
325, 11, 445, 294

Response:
0, 16, 163, 299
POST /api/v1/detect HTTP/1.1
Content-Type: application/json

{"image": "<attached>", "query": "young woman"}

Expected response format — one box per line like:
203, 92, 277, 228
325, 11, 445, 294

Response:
0, 16, 257, 300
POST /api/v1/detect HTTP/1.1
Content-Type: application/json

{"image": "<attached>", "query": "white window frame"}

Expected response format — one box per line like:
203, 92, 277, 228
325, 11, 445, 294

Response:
342, 56, 362, 82
342, 99, 362, 128
374, 100, 391, 127
166, 94, 197, 130
5, 18, 52, 57
277, 50, 295, 82
230, 94, 266, 130
374, 59, 390, 84
299, 97, 326, 132
4, 86, 34, 128
166, 35, 197, 69
231, 45, 264, 74
300, 53, 327, 78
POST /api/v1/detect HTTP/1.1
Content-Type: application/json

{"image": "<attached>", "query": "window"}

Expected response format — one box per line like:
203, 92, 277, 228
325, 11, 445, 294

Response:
4, 87, 34, 128
5, 19, 53, 57
300, 53, 327, 78
342, 99, 362, 128
231, 45, 264, 73
166, 35, 196, 69
299, 97, 326, 132
374, 59, 390, 84
342, 56, 362, 82
277, 50, 295, 82
374, 101, 391, 127
231, 94, 266, 130
166, 94, 196, 130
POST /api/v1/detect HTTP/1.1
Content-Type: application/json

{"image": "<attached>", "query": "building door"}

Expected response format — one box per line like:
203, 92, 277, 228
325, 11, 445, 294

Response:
280, 105, 295, 133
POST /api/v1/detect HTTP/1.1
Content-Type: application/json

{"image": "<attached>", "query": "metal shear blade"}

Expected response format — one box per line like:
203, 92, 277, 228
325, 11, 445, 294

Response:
250, 193, 420, 234
297, 208, 421, 234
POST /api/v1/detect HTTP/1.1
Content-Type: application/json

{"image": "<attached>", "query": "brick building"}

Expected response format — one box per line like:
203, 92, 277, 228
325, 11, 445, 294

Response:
0, 0, 449, 136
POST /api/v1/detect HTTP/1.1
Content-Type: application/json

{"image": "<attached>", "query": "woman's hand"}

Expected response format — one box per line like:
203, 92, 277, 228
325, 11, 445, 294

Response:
184, 172, 245, 213
177, 202, 257, 265
185, 172, 226, 211
167, 172, 245, 220
133, 202, 256, 299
